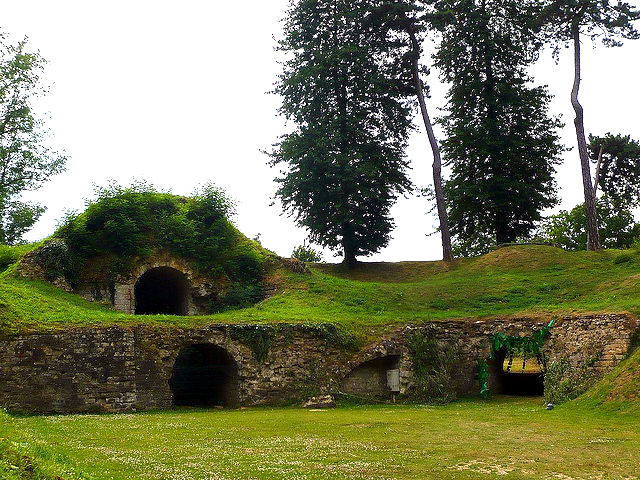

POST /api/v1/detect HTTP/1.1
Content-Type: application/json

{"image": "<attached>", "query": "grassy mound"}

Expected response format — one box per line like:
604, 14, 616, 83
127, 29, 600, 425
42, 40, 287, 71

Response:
575, 344, 640, 414
1, 243, 640, 334
55, 182, 267, 284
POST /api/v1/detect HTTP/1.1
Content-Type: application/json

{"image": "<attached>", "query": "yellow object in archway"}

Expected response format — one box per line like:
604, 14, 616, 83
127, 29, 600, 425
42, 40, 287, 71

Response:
503, 353, 546, 374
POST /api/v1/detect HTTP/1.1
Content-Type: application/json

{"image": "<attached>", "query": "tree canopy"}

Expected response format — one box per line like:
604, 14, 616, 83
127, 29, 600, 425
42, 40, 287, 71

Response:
536, 197, 640, 251
0, 33, 67, 245
432, 0, 564, 253
588, 133, 640, 208
269, 0, 415, 267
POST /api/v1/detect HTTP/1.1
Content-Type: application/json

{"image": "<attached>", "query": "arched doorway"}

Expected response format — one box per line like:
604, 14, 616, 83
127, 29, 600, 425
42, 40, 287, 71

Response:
342, 355, 401, 398
492, 350, 545, 396
134, 267, 189, 315
169, 344, 239, 407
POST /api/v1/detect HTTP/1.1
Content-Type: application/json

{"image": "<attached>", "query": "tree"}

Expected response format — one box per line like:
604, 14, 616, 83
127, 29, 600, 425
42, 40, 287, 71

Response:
369, 0, 453, 261
432, 0, 564, 251
0, 33, 67, 244
539, 0, 640, 251
536, 197, 640, 250
269, 0, 414, 267
588, 133, 640, 208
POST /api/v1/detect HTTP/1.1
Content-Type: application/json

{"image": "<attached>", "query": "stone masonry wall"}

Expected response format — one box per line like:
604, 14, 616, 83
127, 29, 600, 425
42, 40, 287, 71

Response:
0, 314, 636, 413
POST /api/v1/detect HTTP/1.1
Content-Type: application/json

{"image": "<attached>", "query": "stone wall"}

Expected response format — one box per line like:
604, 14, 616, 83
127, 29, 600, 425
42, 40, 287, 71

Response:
0, 314, 636, 413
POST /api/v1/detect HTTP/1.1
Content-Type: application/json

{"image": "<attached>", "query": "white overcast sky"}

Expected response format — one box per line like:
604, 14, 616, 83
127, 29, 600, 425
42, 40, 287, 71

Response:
2, 1, 639, 262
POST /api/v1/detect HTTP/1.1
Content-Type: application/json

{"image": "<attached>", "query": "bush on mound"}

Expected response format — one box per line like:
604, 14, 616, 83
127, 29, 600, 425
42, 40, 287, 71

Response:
51, 181, 270, 310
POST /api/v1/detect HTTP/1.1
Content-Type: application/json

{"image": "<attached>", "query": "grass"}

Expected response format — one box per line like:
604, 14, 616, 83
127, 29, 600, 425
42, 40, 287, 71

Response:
1, 397, 639, 480
2, 244, 640, 335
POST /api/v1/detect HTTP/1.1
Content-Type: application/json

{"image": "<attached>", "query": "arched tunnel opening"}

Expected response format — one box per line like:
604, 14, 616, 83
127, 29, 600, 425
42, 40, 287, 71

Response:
342, 355, 401, 398
169, 344, 239, 407
134, 267, 189, 315
491, 349, 545, 396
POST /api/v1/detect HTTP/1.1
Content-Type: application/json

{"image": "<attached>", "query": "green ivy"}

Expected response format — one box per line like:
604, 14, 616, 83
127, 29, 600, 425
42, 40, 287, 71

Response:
226, 325, 275, 363
489, 319, 555, 358
478, 319, 555, 398
477, 358, 490, 399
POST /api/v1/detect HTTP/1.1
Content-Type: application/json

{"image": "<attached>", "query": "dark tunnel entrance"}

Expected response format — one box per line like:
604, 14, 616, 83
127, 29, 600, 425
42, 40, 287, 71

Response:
492, 350, 545, 396
169, 344, 239, 407
134, 267, 189, 315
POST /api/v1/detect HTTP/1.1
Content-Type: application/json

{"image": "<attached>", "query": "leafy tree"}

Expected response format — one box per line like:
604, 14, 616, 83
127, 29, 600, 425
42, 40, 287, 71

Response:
538, 0, 640, 250
536, 197, 640, 251
269, 0, 414, 268
433, 0, 564, 249
0, 33, 67, 244
588, 133, 640, 208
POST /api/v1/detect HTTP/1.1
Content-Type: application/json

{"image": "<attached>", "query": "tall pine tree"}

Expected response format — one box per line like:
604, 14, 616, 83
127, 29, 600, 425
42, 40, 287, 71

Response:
433, 0, 564, 253
269, 0, 414, 267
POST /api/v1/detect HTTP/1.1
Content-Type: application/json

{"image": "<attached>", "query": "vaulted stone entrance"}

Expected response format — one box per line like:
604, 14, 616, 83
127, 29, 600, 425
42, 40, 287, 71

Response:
342, 355, 401, 398
491, 350, 545, 396
169, 344, 239, 407
134, 266, 189, 315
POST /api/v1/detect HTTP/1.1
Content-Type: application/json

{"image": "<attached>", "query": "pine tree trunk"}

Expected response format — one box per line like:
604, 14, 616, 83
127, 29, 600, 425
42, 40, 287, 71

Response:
407, 25, 453, 262
571, 23, 601, 251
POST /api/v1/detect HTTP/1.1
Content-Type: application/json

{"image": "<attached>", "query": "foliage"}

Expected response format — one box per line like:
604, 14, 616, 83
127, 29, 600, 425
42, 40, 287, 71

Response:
407, 327, 459, 403
536, 197, 640, 250
269, 0, 414, 267
451, 231, 496, 258
544, 357, 598, 404
0, 243, 35, 270
538, 0, 640, 251
226, 324, 275, 362
433, 0, 564, 248
291, 242, 322, 263
5, 244, 640, 331
477, 358, 490, 399
31, 238, 73, 281
489, 320, 554, 358
538, 0, 640, 50
588, 133, 640, 208
55, 181, 263, 280
0, 33, 67, 245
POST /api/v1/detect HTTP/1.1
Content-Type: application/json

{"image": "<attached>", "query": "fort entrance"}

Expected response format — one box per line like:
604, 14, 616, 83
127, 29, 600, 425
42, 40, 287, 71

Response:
134, 267, 190, 315
169, 344, 239, 407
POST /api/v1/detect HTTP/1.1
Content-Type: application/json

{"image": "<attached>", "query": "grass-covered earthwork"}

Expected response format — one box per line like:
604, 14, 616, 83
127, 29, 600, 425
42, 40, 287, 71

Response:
2, 243, 640, 335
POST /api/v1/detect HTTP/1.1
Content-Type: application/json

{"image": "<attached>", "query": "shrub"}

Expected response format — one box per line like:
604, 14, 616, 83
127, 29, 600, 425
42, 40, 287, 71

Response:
407, 327, 459, 403
291, 242, 322, 262
544, 357, 600, 404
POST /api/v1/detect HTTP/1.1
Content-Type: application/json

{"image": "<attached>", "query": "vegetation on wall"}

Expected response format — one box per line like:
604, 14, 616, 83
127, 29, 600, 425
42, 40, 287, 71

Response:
489, 320, 554, 358
478, 320, 555, 398
407, 327, 459, 403
226, 322, 362, 363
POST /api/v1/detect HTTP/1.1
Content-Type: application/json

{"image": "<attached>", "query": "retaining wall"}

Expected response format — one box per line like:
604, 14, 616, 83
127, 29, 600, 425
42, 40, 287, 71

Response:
0, 314, 635, 413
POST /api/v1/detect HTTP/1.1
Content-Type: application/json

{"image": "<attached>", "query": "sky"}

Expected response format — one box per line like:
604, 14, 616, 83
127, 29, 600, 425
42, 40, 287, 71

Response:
2, 1, 640, 262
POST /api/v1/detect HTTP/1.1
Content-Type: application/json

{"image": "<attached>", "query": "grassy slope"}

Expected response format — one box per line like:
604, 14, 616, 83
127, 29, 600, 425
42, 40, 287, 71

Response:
574, 344, 640, 414
1, 398, 639, 480
2, 244, 640, 334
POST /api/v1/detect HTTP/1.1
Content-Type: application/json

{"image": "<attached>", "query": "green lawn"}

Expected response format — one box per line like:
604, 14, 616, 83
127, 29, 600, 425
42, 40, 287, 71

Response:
2, 245, 640, 335
1, 397, 639, 480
